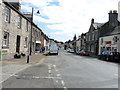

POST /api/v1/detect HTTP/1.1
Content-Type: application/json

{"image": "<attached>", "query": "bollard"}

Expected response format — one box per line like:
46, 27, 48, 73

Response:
27, 55, 29, 63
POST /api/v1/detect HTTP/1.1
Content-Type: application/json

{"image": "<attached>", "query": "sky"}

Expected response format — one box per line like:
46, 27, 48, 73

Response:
21, 0, 119, 42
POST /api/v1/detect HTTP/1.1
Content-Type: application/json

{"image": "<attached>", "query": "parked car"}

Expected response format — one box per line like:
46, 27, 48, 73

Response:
66, 48, 74, 53
69, 49, 74, 53
99, 51, 120, 61
76, 50, 81, 54
79, 50, 89, 56
66, 48, 71, 52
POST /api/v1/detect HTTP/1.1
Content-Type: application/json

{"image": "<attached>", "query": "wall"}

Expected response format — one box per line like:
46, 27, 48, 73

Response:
1, 3, 30, 59
118, 1, 120, 21
0, 1, 2, 50
99, 34, 120, 55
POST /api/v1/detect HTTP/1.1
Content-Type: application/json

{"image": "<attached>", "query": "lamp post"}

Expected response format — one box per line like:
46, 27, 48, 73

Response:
27, 8, 40, 63
29, 8, 34, 56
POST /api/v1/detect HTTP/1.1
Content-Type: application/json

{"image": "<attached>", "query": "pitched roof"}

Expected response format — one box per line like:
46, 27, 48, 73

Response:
92, 23, 104, 29
104, 26, 120, 36
110, 26, 120, 35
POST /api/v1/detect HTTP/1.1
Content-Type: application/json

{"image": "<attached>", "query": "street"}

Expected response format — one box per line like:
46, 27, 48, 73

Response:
2, 50, 118, 89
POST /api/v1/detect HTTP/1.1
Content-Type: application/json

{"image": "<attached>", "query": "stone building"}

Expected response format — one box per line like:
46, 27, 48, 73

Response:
76, 33, 86, 53
86, 10, 120, 57
85, 19, 104, 56
0, 1, 45, 59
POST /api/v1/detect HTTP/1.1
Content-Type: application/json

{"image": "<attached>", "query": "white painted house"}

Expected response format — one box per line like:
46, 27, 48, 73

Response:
118, 1, 120, 21
99, 26, 120, 55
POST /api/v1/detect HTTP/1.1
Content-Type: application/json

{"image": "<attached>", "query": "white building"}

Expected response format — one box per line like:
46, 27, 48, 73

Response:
118, 1, 120, 21
99, 26, 120, 55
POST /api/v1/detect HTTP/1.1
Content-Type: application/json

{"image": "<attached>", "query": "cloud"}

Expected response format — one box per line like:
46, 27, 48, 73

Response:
21, 0, 119, 41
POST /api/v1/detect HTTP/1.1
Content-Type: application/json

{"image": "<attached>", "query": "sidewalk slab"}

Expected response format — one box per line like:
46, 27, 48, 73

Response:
0, 53, 45, 85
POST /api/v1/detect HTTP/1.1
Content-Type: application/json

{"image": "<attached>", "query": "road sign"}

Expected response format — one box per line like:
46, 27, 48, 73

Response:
29, 41, 32, 44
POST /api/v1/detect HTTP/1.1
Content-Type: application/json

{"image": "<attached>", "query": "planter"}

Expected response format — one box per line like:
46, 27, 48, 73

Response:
14, 54, 21, 58
21, 53, 26, 57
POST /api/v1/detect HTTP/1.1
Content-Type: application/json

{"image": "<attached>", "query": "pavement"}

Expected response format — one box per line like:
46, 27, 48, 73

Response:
0, 52, 45, 88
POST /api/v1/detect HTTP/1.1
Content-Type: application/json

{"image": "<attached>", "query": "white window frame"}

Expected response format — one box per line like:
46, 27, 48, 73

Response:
17, 15, 22, 29
2, 32, 9, 47
24, 37, 28, 48
4, 7, 10, 23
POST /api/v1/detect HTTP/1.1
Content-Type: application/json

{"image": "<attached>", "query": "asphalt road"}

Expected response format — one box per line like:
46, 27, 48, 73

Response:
2, 50, 118, 89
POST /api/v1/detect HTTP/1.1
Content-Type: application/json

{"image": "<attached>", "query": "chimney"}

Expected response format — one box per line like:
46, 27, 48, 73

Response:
91, 18, 94, 24
108, 10, 118, 22
108, 10, 119, 32
23, 13, 32, 21
3, 0, 22, 10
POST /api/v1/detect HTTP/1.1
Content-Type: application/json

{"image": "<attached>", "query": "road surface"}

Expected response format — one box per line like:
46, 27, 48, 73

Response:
2, 50, 118, 89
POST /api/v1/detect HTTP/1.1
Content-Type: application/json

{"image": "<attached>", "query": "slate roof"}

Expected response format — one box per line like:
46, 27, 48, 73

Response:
110, 26, 120, 35
93, 23, 104, 29
104, 26, 120, 36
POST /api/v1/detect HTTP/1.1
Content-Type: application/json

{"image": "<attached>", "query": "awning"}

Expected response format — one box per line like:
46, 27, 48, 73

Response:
36, 41, 41, 44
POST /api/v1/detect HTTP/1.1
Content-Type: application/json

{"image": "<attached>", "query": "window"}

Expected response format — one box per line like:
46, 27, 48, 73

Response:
92, 32, 94, 40
32, 28, 35, 37
89, 35, 90, 41
24, 37, 28, 48
4, 7, 10, 23
17, 15, 22, 28
26, 21, 28, 31
2, 32, 9, 47
101, 38, 103, 45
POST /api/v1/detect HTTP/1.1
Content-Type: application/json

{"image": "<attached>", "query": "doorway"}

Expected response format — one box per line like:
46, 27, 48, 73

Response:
16, 35, 21, 53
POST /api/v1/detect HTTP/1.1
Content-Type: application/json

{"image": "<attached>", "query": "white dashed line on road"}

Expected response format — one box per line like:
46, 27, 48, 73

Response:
48, 70, 51, 74
61, 80, 65, 86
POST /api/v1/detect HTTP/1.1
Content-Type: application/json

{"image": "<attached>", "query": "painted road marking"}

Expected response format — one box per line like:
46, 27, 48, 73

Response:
0, 65, 30, 84
61, 80, 65, 86
57, 74, 61, 77
48, 70, 51, 74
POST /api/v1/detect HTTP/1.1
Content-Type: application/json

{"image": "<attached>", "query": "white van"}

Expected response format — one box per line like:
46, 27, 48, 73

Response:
49, 40, 58, 55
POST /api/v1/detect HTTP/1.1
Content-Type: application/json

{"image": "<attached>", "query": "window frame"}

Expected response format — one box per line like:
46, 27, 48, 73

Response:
4, 7, 11, 23
17, 15, 22, 29
2, 32, 9, 48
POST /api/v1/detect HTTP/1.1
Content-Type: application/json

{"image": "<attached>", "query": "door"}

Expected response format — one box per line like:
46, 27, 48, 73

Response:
16, 35, 21, 53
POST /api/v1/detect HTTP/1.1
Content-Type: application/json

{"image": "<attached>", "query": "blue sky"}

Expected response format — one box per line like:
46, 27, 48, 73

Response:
21, 0, 119, 42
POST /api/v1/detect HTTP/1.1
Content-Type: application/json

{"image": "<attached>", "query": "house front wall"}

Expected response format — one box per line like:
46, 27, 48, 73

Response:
76, 39, 81, 52
0, 2, 2, 51
99, 34, 120, 55
1, 3, 30, 59
118, 1, 120, 21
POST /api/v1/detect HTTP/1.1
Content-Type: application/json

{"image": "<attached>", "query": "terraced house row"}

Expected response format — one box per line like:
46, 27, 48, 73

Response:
65, 9, 120, 57
0, 0, 50, 60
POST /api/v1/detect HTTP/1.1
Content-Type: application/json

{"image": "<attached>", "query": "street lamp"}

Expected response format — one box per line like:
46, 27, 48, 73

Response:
27, 8, 40, 63
30, 8, 40, 56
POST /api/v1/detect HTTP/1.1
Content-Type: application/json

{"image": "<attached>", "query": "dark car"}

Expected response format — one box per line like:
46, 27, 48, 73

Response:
99, 51, 120, 61
79, 50, 89, 56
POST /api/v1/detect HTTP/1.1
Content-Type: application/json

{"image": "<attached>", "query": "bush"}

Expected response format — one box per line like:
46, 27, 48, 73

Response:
14, 54, 21, 58
21, 53, 26, 56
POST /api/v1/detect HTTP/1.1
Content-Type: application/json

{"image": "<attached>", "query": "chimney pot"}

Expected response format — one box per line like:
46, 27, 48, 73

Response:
91, 18, 94, 24
113, 10, 117, 13
109, 10, 112, 13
